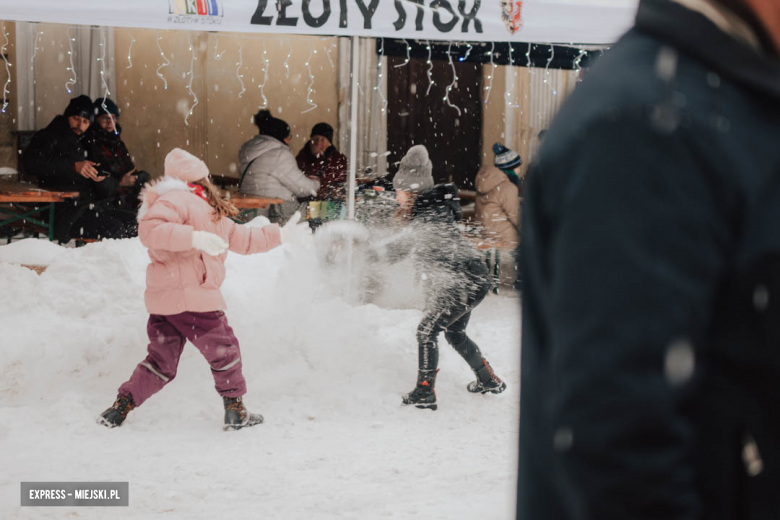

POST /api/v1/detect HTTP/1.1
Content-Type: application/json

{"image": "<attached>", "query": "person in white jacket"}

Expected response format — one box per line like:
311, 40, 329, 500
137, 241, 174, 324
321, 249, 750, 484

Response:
238, 110, 320, 224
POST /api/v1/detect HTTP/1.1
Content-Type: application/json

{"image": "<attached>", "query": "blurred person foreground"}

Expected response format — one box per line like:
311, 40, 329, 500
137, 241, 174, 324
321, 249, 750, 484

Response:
518, 0, 780, 519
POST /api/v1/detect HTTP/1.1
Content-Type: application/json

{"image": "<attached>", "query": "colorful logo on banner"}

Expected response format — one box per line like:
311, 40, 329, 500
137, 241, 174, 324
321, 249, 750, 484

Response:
168, 0, 223, 24
500, 0, 523, 34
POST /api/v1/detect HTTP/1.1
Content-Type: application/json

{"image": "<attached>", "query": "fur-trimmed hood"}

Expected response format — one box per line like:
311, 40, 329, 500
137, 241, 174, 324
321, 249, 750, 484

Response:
137, 176, 192, 222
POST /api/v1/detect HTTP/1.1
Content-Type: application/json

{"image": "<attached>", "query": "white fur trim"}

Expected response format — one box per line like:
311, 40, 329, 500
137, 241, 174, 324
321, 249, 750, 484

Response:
137, 176, 192, 222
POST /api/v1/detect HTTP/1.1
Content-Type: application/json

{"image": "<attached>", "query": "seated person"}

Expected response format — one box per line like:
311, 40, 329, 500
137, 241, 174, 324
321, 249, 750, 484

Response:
296, 123, 347, 220
83, 97, 150, 210
238, 110, 319, 224
474, 142, 522, 287
22, 95, 137, 242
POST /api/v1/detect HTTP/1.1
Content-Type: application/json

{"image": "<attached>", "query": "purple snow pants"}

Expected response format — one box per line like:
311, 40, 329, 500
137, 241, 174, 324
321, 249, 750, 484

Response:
118, 311, 247, 406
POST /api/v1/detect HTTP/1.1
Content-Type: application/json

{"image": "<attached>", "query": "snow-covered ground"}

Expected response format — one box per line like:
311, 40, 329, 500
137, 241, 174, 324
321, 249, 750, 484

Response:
0, 236, 520, 519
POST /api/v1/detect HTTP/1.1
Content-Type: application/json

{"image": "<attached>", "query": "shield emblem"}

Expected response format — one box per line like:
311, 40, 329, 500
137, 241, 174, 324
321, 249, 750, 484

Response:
500, 0, 524, 34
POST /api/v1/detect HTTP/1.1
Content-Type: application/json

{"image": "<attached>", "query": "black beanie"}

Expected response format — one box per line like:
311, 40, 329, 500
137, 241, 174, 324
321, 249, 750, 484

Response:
311, 122, 334, 144
93, 97, 119, 117
254, 110, 291, 143
63, 95, 94, 122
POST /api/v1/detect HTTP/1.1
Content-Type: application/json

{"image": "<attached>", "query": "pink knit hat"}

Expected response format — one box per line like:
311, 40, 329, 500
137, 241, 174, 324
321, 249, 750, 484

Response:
164, 148, 209, 183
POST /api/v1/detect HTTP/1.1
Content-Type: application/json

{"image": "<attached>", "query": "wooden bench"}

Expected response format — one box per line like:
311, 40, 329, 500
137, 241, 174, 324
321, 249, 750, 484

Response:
0, 180, 80, 242
222, 190, 284, 221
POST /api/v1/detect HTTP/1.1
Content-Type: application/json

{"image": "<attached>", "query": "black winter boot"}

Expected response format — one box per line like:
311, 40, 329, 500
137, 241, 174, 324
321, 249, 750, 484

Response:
97, 394, 136, 428
402, 370, 439, 410
223, 396, 264, 431
467, 359, 507, 394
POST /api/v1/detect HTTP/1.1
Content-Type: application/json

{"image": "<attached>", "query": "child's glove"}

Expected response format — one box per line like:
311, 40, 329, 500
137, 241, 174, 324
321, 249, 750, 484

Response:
192, 230, 228, 256
245, 215, 271, 228
279, 212, 312, 245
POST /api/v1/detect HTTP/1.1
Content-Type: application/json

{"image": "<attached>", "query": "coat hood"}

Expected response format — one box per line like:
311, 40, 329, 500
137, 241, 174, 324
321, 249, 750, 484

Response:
636, 0, 780, 101
137, 176, 191, 222
476, 165, 511, 195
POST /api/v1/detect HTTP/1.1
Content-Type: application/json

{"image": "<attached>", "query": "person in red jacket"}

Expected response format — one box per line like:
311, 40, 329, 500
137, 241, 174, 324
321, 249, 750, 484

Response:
296, 123, 347, 219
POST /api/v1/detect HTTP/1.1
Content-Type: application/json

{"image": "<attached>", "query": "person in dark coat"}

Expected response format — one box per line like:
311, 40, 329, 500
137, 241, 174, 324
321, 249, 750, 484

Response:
376, 180, 507, 410
83, 97, 150, 211
296, 122, 347, 201
22, 95, 137, 242
518, 0, 780, 519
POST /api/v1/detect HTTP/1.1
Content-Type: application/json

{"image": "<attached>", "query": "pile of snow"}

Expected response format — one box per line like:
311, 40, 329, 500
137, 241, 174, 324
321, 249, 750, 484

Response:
0, 238, 68, 266
0, 234, 521, 519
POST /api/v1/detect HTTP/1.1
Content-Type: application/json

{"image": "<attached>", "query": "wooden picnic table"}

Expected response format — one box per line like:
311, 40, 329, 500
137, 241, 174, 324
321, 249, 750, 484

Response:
0, 180, 80, 241
0, 180, 79, 203
224, 191, 284, 209
222, 190, 284, 221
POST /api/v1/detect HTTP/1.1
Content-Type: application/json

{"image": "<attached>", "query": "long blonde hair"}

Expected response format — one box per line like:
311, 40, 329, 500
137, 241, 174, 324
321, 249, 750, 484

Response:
193, 177, 239, 222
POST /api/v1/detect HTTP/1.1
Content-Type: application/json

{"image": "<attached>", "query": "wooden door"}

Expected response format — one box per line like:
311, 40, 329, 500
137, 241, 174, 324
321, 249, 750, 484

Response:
387, 55, 482, 189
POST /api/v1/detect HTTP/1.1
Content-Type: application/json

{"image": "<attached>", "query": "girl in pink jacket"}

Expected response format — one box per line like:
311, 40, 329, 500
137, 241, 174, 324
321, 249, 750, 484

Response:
98, 148, 306, 431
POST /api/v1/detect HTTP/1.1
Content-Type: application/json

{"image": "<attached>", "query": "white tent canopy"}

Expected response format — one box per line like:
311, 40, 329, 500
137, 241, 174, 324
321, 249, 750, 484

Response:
1, 0, 638, 44
2, 0, 639, 219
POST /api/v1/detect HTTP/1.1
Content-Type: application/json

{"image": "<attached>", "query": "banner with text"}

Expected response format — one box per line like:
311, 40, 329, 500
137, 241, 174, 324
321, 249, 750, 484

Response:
0, 0, 637, 44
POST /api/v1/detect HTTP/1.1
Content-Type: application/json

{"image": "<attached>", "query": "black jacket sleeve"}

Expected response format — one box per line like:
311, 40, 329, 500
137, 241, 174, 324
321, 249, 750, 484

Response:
535, 115, 734, 519
23, 128, 79, 185
93, 175, 120, 200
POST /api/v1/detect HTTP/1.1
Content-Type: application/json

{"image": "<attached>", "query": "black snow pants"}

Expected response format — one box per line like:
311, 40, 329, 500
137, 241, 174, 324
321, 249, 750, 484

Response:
416, 259, 491, 374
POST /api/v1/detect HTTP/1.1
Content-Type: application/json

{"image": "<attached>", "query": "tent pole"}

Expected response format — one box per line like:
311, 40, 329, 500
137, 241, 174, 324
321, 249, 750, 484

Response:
347, 36, 359, 220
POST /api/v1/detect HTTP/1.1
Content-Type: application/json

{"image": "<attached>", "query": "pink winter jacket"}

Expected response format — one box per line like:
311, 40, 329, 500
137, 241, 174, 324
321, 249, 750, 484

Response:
138, 177, 282, 315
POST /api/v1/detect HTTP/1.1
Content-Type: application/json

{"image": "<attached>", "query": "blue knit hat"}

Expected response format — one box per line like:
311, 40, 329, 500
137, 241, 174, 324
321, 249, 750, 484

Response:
493, 142, 522, 170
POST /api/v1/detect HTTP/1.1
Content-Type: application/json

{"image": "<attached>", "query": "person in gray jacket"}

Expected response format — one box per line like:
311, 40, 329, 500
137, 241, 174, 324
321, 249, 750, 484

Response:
238, 110, 320, 224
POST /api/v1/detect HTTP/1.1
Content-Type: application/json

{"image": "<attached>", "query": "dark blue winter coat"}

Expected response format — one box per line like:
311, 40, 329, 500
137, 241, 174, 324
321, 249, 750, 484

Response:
518, 1, 780, 519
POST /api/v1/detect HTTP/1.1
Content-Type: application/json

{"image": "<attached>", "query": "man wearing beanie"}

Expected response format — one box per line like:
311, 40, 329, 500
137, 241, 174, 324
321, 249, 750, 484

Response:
392, 144, 435, 217
238, 110, 319, 224
23, 95, 137, 242
84, 97, 150, 211
491, 142, 523, 192
474, 142, 522, 287
296, 122, 348, 221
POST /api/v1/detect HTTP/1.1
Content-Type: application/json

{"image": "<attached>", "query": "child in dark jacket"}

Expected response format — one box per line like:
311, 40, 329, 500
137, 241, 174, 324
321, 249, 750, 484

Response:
395, 183, 507, 410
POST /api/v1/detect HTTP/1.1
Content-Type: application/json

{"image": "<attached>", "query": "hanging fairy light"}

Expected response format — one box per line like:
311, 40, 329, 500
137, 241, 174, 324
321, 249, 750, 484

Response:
155, 33, 170, 90
257, 40, 269, 109
443, 42, 461, 116
374, 38, 387, 114
236, 37, 246, 98
393, 38, 411, 68
31, 28, 41, 65
506, 43, 515, 106
301, 43, 317, 114
184, 35, 198, 126
1, 23, 10, 114
459, 42, 473, 62
283, 40, 292, 79
544, 44, 557, 95
484, 41, 496, 104
213, 34, 225, 60
65, 26, 77, 94
325, 40, 335, 70
97, 30, 116, 133
573, 46, 587, 78
126, 33, 136, 69
425, 40, 435, 96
